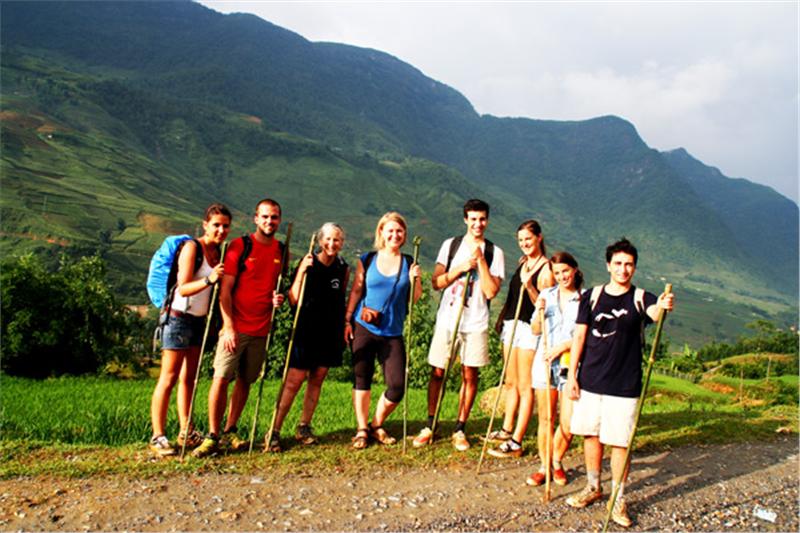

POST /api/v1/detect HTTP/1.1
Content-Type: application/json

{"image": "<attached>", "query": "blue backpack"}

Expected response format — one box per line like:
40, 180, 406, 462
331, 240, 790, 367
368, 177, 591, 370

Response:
146, 235, 202, 309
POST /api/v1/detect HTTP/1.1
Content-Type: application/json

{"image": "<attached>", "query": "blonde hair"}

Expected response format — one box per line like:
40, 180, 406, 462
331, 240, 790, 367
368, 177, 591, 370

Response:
373, 212, 407, 250
317, 222, 345, 243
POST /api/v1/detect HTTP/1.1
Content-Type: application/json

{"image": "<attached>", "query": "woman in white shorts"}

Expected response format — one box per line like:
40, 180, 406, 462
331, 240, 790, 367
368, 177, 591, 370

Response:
487, 220, 553, 458
526, 251, 584, 486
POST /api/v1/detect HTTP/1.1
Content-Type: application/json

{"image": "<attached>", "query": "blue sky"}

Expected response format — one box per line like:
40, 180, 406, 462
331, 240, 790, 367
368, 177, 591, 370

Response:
200, 1, 798, 202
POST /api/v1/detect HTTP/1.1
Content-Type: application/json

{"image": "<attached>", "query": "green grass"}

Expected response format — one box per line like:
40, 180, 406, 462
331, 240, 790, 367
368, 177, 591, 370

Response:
1, 374, 796, 478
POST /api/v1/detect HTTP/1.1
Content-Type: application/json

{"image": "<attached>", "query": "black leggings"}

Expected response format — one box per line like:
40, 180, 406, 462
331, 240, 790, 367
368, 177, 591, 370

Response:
352, 323, 406, 403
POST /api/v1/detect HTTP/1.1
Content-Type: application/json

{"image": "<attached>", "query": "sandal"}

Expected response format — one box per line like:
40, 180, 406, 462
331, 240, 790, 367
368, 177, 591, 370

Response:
351, 428, 369, 450
369, 424, 396, 445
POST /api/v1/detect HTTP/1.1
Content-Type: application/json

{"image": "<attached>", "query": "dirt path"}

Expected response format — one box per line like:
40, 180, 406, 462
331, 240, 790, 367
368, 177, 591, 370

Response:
1, 437, 796, 532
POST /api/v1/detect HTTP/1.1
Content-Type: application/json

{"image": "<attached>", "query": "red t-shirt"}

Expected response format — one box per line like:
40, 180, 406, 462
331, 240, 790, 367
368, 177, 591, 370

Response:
224, 234, 282, 336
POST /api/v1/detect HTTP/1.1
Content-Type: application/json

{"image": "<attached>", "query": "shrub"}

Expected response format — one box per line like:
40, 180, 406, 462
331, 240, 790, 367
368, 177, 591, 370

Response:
1, 254, 147, 377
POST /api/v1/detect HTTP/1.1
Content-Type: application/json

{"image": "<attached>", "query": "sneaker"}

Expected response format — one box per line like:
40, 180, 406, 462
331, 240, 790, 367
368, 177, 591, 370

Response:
608, 497, 632, 527
487, 439, 523, 458
484, 428, 513, 443
451, 430, 470, 452
191, 435, 220, 458
295, 423, 317, 445
526, 471, 546, 486
149, 435, 176, 457
412, 427, 433, 448
220, 430, 247, 451
553, 467, 567, 486
176, 428, 204, 449
566, 484, 603, 508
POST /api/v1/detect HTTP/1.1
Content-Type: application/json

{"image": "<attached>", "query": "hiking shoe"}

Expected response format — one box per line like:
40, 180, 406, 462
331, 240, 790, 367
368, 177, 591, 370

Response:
484, 428, 513, 443
452, 430, 470, 451
191, 435, 220, 458
295, 423, 317, 445
487, 439, 523, 458
149, 435, 176, 457
608, 497, 632, 527
553, 467, 567, 486
566, 484, 603, 508
220, 430, 247, 451
176, 428, 204, 449
412, 427, 433, 448
526, 470, 546, 486
266, 435, 282, 453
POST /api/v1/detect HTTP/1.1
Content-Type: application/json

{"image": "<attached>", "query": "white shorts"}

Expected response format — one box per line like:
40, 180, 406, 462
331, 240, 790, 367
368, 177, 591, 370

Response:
531, 354, 560, 390
428, 326, 489, 368
500, 319, 539, 351
570, 389, 638, 447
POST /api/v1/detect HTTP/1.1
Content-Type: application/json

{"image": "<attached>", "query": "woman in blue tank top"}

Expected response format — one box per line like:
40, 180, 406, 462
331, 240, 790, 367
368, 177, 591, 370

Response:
344, 212, 422, 449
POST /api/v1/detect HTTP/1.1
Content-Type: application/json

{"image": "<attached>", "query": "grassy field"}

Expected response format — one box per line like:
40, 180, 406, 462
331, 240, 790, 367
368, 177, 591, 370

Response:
1, 374, 796, 478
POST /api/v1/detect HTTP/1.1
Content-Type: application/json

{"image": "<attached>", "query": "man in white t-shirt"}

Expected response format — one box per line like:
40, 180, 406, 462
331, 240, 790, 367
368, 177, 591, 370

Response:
413, 199, 505, 451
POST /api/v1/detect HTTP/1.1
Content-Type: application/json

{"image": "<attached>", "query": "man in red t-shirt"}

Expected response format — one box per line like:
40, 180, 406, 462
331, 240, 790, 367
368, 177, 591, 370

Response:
193, 198, 285, 457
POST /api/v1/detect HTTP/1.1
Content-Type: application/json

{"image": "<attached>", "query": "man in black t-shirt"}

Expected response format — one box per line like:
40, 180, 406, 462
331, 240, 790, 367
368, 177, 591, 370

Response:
565, 238, 674, 528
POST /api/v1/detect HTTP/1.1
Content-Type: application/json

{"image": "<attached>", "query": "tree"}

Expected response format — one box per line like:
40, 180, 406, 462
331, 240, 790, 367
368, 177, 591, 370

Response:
1, 254, 145, 377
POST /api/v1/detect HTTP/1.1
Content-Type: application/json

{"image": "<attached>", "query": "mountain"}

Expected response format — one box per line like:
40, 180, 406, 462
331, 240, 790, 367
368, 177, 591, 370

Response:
1, 0, 797, 347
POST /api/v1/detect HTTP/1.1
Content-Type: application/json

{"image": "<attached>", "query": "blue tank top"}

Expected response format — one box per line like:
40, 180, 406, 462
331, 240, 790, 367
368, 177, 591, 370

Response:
354, 252, 410, 337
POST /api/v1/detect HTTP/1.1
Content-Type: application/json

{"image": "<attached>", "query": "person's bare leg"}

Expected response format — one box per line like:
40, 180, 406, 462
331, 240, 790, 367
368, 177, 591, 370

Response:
273, 368, 307, 434
150, 349, 183, 436
223, 377, 250, 432
300, 367, 328, 425
553, 392, 574, 463
426, 366, 445, 420
176, 347, 201, 432
535, 388, 558, 469
511, 348, 535, 442
352, 389, 371, 430
500, 345, 519, 434
207, 377, 230, 436
372, 393, 398, 428
456, 366, 480, 424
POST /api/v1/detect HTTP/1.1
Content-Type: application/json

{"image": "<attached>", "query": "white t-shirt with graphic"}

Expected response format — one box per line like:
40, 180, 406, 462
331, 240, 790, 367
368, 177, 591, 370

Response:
434, 237, 505, 333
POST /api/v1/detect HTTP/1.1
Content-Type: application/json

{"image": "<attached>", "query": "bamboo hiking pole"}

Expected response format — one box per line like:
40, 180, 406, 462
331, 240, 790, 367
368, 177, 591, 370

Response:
180, 240, 229, 460
246, 223, 294, 453
402, 236, 422, 454
430, 270, 473, 441
476, 278, 526, 473
261, 233, 315, 453
602, 283, 672, 533
542, 305, 552, 503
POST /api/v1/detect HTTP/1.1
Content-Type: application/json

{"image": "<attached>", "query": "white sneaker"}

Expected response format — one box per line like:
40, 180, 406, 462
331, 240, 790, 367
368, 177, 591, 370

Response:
452, 430, 470, 451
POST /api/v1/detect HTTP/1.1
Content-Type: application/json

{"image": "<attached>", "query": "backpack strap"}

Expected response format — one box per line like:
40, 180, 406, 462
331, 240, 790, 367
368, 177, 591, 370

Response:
445, 236, 495, 272
589, 285, 604, 311
634, 287, 646, 355
359, 251, 379, 303
163, 238, 203, 312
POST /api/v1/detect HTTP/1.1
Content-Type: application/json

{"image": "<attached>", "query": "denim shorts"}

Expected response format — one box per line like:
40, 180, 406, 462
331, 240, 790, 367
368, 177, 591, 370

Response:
161, 312, 206, 350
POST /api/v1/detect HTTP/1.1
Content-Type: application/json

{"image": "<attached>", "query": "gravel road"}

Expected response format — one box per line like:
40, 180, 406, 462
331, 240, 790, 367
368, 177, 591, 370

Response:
1, 436, 796, 532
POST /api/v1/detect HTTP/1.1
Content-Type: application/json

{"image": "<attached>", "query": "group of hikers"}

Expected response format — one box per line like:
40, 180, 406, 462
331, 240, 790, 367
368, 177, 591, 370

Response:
149, 197, 674, 527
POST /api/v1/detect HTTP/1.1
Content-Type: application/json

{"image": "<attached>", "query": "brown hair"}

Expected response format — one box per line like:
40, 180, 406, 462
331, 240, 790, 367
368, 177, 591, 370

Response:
550, 251, 584, 291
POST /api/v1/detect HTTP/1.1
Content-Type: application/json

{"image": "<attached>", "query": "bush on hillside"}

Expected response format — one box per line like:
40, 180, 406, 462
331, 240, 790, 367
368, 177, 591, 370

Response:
1, 254, 148, 378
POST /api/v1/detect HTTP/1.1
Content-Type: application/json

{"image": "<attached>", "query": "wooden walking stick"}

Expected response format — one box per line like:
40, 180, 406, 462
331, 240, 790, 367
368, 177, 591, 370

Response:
477, 278, 526, 473
542, 305, 552, 503
261, 232, 315, 453
403, 236, 422, 454
180, 240, 228, 460
246, 223, 294, 453
602, 284, 672, 532
430, 271, 473, 441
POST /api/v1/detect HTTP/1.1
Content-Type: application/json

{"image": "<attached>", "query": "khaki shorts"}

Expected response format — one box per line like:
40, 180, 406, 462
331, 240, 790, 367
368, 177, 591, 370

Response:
213, 333, 267, 383
427, 326, 489, 369
569, 389, 638, 447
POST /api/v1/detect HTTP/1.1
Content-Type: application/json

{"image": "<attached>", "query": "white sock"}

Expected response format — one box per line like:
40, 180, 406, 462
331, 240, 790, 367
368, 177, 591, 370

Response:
612, 480, 625, 499
553, 458, 563, 470
587, 470, 600, 490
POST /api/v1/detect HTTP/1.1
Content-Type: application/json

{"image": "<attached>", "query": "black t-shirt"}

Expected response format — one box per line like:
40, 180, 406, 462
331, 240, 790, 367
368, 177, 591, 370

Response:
575, 286, 657, 398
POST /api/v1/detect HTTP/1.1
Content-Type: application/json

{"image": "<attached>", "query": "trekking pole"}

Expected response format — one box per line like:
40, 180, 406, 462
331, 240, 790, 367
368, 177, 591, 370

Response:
602, 284, 672, 533
246, 223, 294, 453
543, 305, 552, 503
180, 240, 228, 460
262, 232, 316, 453
403, 236, 422, 454
476, 278, 525, 473
430, 271, 473, 442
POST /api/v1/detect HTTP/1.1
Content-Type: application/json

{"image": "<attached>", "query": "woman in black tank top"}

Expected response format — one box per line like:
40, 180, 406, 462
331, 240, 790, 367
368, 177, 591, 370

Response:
487, 220, 555, 458
267, 223, 350, 451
